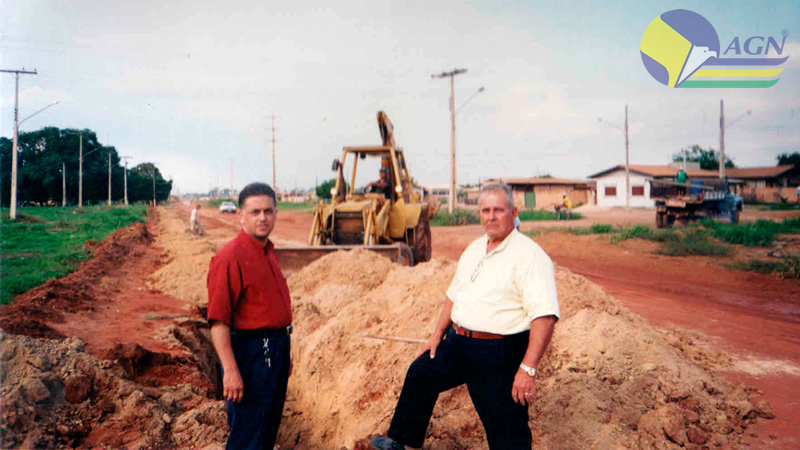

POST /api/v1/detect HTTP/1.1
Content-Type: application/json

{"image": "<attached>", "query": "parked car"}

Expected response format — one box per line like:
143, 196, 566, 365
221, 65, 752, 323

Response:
219, 201, 237, 213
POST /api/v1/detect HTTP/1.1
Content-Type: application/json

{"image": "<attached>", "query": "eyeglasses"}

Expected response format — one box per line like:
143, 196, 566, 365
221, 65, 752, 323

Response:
471, 258, 485, 282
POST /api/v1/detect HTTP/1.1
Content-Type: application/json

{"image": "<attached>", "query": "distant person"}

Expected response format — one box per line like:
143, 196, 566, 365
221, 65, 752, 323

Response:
370, 183, 559, 450
796, 185, 800, 205
368, 167, 393, 199
190, 204, 204, 235
207, 182, 293, 450
514, 215, 521, 230
555, 195, 572, 220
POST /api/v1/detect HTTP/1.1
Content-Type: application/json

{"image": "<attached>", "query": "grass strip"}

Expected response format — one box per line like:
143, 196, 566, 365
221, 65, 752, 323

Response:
0, 205, 147, 305
656, 230, 732, 257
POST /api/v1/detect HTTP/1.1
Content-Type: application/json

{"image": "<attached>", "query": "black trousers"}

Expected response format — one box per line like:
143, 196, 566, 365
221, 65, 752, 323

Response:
387, 327, 531, 449
225, 333, 291, 450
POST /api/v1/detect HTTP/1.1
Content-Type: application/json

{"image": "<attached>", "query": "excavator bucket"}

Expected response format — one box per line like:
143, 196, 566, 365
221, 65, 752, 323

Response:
274, 244, 414, 277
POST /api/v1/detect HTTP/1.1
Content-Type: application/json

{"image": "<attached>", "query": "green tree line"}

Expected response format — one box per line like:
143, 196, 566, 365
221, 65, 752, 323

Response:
0, 127, 172, 207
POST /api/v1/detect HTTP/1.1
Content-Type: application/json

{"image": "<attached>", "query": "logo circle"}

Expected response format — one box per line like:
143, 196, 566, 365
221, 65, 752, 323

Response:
640, 10, 720, 87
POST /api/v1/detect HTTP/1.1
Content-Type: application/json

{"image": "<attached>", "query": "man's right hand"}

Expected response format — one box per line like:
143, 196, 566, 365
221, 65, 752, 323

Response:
417, 332, 443, 359
223, 368, 244, 402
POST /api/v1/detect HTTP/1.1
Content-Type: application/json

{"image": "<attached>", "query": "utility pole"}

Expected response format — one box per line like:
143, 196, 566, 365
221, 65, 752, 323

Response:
229, 159, 234, 200
1, 68, 37, 220
432, 68, 467, 214
271, 113, 277, 191
121, 156, 131, 206
108, 150, 112, 205
62, 162, 66, 207
77, 132, 84, 207
624, 104, 630, 210
152, 166, 156, 207
719, 99, 725, 180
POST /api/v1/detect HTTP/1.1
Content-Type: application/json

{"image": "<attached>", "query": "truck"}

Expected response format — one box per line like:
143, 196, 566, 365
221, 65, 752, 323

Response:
651, 177, 743, 228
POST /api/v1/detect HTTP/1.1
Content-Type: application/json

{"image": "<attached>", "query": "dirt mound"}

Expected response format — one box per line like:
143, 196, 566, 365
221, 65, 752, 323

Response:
278, 250, 772, 450
145, 205, 230, 306
0, 222, 154, 337
0, 329, 227, 450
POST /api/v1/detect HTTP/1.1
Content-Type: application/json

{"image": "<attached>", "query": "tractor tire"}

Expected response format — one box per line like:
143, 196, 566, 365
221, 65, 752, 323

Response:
656, 212, 665, 229
413, 221, 432, 265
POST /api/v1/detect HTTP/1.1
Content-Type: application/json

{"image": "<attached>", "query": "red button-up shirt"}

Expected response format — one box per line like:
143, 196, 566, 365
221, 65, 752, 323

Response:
206, 230, 292, 330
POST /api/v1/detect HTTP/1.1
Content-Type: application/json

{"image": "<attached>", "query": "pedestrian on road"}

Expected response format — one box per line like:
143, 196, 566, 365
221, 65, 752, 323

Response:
190, 204, 204, 235
207, 182, 293, 450
371, 183, 560, 450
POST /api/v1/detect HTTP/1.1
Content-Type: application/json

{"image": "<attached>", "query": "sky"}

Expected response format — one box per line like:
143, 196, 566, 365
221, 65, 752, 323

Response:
1, 0, 799, 195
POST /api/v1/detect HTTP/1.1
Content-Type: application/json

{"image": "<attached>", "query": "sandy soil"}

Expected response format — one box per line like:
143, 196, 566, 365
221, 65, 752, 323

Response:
1, 201, 798, 449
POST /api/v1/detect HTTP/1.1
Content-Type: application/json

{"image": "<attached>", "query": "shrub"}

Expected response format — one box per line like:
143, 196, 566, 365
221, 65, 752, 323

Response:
430, 209, 480, 226
611, 225, 653, 243
657, 230, 732, 257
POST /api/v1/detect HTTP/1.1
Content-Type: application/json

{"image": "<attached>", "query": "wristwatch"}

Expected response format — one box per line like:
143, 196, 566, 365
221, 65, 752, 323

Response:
519, 363, 537, 377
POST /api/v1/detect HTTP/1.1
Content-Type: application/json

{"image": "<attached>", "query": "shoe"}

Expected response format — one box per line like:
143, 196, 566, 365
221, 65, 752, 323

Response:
370, 436, 405, 450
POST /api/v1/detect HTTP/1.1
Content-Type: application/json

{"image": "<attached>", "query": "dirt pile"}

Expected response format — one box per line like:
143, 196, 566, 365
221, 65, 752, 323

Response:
0, 329, 227, 449
145, 205, 238, 306
280, 249, 773, 450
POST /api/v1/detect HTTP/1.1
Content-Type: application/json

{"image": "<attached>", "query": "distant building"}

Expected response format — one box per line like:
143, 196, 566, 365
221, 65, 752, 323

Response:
726, 165, 800, 203
483, 178, 594, 210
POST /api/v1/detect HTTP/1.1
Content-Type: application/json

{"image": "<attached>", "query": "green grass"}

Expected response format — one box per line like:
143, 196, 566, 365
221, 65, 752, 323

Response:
723, 259, 786, 274
0, 205, 147, 305
699, 217, 800, 247
569, 223, 617, 235
518, 210, 582, 221
744, 201, 800, 211
209, 198, 236, 207
656, 230, 733, 257
723, 255, 800, 279
276, 201, 315, 212
430, 209, 480, 226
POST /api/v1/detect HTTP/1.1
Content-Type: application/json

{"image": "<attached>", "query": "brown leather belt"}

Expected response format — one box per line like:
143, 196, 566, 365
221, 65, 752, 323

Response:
452, 323, 503, 340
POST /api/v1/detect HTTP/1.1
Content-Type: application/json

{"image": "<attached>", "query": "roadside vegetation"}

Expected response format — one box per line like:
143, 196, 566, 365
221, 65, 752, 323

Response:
564, 218, 800, 278
517, 209, 582, 221
0, 205, 148, 305
431, 208, 582, 227
430, 209, 480, 226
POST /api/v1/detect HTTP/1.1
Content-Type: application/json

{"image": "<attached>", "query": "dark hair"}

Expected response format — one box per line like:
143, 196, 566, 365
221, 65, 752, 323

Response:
238, 182, 277, 209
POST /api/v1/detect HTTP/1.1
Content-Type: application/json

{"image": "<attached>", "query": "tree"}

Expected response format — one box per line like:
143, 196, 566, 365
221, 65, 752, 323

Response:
672, 145, 735, 170
777, 152, 800, 166
316, 178, 336, 200
128, 162, 172, 204
0, 126, 171, 206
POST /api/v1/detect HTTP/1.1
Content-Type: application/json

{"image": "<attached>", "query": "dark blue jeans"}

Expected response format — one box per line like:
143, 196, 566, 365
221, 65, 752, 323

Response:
225, 333, 290, 450
387, 327, 531, 449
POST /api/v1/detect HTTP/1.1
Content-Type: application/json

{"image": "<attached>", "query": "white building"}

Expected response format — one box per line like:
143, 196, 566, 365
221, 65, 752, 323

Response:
588, 165, 718, 208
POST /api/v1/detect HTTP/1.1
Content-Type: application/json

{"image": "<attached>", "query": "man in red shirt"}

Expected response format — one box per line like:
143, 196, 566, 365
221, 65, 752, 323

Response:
207, 182, 292, 450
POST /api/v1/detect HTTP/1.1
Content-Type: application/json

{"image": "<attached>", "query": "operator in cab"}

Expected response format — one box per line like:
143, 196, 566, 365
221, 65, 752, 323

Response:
368, 167, 393, 199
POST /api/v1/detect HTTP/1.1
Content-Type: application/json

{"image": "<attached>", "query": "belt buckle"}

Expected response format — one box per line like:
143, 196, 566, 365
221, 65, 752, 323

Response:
286, 324, 293, 335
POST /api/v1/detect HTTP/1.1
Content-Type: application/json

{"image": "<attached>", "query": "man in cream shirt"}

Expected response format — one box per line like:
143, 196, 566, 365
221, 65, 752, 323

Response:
371, 183, 560, 450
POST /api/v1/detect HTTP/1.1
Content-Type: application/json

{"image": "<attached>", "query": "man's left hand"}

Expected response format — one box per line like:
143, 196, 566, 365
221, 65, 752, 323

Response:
511, 369, 536, 406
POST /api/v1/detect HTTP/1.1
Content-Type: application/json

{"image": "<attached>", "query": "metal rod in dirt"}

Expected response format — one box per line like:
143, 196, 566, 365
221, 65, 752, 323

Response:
363, 333, 426, 344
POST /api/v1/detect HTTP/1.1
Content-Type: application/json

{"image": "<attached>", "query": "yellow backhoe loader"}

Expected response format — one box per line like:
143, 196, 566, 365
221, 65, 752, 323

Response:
274, 111, 438, 275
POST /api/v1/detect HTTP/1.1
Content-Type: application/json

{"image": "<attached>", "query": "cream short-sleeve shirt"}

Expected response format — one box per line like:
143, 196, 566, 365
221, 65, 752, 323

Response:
446, 229, 560, 335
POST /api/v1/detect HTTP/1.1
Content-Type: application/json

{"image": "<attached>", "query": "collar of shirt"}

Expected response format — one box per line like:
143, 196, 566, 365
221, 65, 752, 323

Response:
238, 230, 274, 255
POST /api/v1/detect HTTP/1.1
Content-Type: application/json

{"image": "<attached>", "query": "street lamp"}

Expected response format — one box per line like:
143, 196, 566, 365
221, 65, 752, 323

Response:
7, 100, 59, 219
719, 100, 752, 179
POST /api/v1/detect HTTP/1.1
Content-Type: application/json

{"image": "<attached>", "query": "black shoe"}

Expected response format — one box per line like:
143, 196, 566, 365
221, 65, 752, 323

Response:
370, 436, 404, 450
